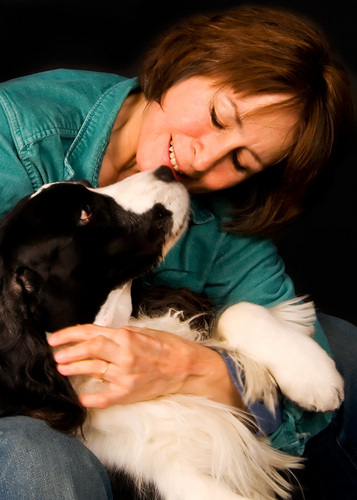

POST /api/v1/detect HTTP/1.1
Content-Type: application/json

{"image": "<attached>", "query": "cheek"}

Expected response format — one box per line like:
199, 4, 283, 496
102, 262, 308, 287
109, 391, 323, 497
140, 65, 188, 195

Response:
136, 106, 166, 170
136, 140, 161, 173
194, 170, 245, 192
209, 164, 246, 190
135, 133, 149, 171
163, 92, 210, 138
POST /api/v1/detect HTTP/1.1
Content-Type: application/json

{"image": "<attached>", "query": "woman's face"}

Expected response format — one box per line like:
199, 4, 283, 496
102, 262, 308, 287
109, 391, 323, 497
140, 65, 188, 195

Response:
136, 76, 299, 193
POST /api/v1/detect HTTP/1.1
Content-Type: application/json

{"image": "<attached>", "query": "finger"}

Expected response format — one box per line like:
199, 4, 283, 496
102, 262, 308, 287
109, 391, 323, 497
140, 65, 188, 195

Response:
48, 324, 141, 347
78, 383, 143, 408
79, 391, 119, 409
56, 358, 111, 378
48, 324, 101, 346
53, 335, 119, 364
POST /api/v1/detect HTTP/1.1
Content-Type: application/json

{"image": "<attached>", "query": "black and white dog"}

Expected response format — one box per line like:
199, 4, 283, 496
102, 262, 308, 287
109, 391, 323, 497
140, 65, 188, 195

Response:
0, 167, 344, 499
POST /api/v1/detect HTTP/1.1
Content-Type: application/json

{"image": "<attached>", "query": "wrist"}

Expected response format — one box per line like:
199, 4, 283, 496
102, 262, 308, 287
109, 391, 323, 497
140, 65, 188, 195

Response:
179, 342, 247, 410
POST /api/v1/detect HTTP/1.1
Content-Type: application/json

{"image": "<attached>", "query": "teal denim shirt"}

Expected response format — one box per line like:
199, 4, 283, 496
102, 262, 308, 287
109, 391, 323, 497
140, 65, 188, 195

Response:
0, 69, 332, 455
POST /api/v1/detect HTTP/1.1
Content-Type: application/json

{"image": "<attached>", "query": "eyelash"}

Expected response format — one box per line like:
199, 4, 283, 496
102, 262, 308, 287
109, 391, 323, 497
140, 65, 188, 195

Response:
211, 106, 246, 173
210, 106, 224, 130
232, 153, 246, 173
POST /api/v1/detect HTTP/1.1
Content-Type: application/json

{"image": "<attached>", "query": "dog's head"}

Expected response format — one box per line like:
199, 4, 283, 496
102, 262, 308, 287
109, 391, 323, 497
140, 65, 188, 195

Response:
0, 166, 189, 430
0, 166, 189, 332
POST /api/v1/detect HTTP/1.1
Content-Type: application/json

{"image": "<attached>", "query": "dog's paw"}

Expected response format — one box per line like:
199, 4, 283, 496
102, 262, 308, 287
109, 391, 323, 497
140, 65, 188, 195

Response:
271, 348, 344, 412
217, 300, 344, 412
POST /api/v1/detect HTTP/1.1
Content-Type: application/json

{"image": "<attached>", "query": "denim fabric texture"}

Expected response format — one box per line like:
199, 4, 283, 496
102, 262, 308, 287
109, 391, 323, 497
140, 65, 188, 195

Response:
0, 416, 112, 499
293, 313, 357, 499
0, 69, 341, 454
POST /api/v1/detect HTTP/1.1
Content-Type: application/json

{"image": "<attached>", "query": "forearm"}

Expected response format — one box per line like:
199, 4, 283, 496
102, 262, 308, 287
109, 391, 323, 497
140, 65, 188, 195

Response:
175, 341, 248, 410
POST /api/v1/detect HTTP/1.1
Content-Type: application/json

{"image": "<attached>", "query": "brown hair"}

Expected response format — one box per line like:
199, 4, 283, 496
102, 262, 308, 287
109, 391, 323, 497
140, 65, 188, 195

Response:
139, 6, 354, 236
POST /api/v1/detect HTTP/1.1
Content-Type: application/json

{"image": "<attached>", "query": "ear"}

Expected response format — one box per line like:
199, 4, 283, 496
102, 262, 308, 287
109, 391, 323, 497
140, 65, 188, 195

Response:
15, 266, 42, 295
13, 266, 45, 323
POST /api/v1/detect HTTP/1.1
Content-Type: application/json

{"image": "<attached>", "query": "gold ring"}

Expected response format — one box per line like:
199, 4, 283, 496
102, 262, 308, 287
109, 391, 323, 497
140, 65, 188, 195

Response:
98, 361, 109, 383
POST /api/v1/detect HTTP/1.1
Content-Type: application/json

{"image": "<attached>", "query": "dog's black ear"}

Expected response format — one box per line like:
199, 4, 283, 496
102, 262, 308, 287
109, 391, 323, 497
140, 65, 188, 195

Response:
15, 266, 42, 296
14, 266, 42, 300
13, 266, 46, 324
0, 264, 86, 433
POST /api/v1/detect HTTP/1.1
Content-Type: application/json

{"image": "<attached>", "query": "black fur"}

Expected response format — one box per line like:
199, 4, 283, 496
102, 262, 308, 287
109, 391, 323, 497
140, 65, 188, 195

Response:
131, 281, 215, 335
107, 468, 164, 500
0, 182, 176, 432
0, 178, 215, 499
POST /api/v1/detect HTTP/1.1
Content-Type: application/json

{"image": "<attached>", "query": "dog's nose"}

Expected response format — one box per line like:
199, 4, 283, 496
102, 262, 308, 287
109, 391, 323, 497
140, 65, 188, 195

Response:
154, 166, 175, 183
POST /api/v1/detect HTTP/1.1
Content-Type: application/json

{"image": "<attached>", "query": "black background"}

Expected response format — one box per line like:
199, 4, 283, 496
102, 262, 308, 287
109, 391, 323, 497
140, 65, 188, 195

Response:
1, 0, 356, 325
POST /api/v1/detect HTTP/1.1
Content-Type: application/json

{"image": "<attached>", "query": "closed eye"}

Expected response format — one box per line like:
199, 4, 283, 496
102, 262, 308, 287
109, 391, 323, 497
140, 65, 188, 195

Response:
232, 151, 247, 173
210, 106, 224, 130
210, 105, 251, 175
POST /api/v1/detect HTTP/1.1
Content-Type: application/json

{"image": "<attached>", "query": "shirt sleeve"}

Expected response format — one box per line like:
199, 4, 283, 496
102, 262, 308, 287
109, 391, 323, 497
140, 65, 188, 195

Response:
220, 352, 282, 436
204, 232, 329, 436
0, 103, 35, 219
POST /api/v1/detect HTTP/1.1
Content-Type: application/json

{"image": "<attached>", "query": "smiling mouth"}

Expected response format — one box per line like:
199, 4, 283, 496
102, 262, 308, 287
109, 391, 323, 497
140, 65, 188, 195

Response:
169, 140, 186, 176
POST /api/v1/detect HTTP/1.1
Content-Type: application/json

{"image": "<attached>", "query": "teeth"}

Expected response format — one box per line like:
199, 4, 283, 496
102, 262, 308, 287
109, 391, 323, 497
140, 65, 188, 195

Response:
169, 140, 182, 173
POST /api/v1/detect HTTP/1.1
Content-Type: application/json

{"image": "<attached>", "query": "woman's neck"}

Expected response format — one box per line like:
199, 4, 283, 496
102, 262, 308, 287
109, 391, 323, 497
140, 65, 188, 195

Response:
99, 91, 147, 187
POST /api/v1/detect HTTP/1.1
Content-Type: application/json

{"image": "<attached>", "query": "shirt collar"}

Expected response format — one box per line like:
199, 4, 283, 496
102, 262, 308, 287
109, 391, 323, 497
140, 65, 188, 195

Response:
63, 76, 226, 227
190, 192, 234, 225
64, 77, 139, 185
190, 195, 216, 225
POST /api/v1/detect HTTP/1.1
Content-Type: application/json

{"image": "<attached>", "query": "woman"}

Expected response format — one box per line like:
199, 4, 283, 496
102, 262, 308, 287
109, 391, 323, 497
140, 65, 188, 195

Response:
0, 6, 355, 499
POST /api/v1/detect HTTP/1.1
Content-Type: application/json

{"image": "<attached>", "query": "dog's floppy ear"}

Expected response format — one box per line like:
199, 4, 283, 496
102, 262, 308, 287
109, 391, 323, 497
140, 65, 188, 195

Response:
15, 266, 42, 295
0, 264, 86, 433
12, 266, 45, 323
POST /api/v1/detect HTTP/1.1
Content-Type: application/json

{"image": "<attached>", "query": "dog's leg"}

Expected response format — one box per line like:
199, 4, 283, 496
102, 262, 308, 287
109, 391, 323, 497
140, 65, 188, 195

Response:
216, 299, 344, 412
94, 282, 133, 328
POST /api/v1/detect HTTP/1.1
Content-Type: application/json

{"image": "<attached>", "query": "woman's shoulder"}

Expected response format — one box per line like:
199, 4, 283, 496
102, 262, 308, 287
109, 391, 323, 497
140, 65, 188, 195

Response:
0, 69, 127, 148
0, 68, 124, 94
0, 69, 125, 116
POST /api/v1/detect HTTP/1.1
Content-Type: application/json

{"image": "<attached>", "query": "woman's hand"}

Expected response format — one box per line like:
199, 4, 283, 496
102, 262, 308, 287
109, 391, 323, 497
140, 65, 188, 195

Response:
48, 324, 245, 410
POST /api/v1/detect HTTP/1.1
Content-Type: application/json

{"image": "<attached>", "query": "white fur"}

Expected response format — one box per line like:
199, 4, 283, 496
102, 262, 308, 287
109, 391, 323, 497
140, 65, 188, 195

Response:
74, 309, 303, 500
216, 299, 344, 412
94, 170, 189, 238
70, 293, 344, 499
57, 172, 344, 499
93, 283, 132, 328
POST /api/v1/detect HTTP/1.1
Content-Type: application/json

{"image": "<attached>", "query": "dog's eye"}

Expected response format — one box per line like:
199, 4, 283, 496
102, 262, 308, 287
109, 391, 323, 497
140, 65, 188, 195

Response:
79, 205, 92, 225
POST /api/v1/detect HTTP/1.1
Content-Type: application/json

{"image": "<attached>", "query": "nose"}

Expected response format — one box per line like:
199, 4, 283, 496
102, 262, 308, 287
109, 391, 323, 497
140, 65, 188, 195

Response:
192, 155, 214, 173
192, 136, 233, 173
154, 165, 175, 183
